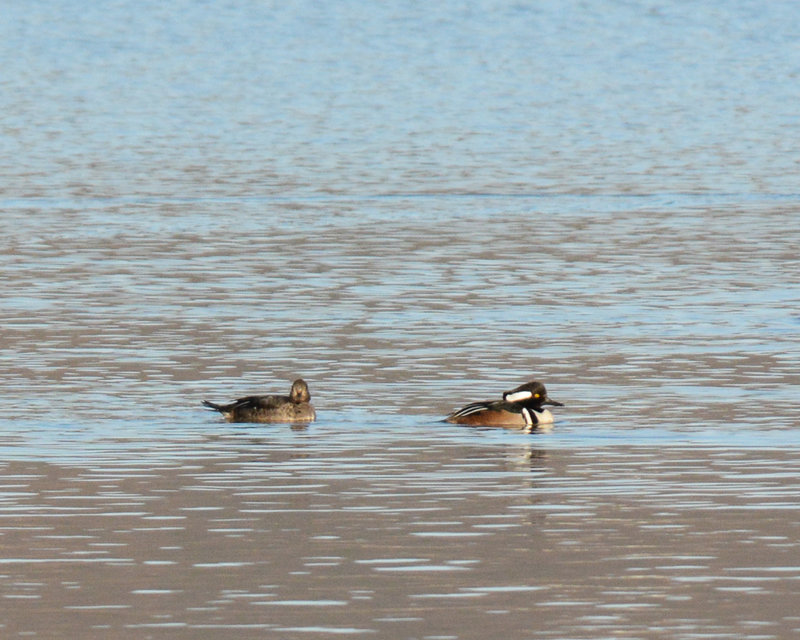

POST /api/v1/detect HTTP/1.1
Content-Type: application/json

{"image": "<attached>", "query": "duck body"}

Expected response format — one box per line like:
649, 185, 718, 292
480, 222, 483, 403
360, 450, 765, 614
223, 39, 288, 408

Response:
203, 378, 316, 424
445, 381, 562, 427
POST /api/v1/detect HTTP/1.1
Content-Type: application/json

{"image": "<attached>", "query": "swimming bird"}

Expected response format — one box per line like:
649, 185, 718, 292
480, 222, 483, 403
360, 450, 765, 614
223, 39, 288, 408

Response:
444, 380, 563, 427
202, 378, 316, 423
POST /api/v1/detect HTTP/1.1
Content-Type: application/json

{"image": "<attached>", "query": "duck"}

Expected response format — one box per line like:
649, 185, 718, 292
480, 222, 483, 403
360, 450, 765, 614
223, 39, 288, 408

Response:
203, 378, 316, 423
444, 380, 563, 427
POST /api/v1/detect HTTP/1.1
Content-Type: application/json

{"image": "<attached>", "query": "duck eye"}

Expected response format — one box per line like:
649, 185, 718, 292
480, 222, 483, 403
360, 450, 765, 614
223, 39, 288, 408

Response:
534, 393, 540, 398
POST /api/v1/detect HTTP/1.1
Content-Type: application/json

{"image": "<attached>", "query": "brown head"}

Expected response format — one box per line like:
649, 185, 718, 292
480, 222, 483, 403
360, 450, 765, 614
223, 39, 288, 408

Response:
289, 378, 311, 404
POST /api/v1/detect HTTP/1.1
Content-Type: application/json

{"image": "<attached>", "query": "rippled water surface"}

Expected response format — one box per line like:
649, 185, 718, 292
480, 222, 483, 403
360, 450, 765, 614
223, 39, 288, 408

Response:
2, 0, 800, 638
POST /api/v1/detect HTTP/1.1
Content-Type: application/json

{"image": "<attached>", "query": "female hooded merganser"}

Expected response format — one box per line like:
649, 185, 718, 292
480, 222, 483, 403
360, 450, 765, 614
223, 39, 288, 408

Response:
445, 381, 563, 427
202, 378, 316, 423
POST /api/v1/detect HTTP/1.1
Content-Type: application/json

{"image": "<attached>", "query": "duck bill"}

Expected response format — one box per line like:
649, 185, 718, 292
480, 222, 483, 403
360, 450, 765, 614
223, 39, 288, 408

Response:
543, 396, 564, 407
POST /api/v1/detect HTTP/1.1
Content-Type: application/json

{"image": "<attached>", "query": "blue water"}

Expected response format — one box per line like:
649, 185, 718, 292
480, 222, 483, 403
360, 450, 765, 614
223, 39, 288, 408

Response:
2, 1, 800, 638
4, 0, 800, 199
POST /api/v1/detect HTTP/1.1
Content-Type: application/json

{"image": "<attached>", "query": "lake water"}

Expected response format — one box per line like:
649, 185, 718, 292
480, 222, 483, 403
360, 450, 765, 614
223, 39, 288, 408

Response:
2, 0, 800, 637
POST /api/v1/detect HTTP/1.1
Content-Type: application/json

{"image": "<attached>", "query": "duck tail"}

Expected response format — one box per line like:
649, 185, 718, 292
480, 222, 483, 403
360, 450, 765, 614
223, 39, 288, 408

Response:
202, 400, 224, 412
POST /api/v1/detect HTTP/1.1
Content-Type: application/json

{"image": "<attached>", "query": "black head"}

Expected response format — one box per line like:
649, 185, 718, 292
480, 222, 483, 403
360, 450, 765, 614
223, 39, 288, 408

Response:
503, 381, 563, 408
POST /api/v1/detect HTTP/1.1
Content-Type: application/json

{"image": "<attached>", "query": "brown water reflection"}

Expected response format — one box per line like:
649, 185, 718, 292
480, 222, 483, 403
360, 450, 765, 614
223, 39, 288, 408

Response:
2, 428, 799, 639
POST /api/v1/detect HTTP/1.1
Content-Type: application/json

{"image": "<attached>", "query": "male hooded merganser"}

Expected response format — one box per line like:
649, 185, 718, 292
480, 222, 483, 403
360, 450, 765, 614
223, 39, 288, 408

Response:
444, 380, 563, 427
202, 378, 316, 423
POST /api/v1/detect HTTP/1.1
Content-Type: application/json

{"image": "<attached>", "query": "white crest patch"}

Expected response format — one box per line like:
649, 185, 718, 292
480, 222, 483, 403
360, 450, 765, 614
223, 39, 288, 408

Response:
505, 390, 533, 403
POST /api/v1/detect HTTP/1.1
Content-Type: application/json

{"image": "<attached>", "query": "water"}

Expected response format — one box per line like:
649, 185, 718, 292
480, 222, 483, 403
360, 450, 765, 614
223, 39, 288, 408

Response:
2, 0, 800, 637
